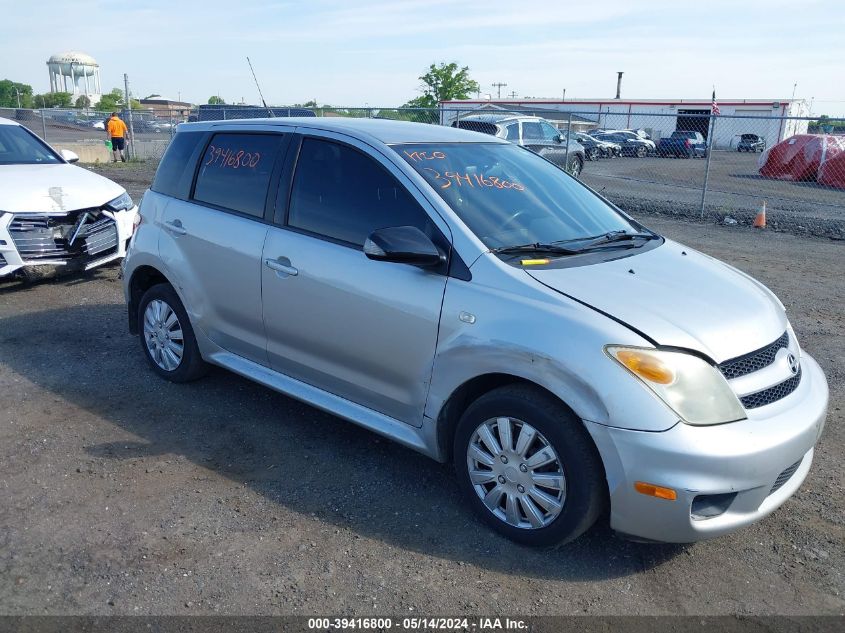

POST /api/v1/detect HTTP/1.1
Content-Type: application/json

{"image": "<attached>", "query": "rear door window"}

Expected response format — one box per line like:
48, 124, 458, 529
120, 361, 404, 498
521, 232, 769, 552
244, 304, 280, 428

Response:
522, 122, 544, 141
287, 137, 434, 246
193, 133, 286, 218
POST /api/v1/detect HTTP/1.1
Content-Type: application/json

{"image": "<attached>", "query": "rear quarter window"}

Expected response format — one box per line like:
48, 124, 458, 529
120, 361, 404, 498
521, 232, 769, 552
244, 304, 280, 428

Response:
150, 131, 206, 199
192, 133, 286, 218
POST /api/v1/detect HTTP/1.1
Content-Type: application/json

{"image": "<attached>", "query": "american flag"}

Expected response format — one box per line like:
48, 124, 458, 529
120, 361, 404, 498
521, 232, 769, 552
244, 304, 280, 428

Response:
711, 90, 721, 116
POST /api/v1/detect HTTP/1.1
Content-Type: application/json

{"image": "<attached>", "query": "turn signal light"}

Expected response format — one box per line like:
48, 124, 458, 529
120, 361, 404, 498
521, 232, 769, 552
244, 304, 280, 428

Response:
634, 481, 677, 501
615, 350, 675, 385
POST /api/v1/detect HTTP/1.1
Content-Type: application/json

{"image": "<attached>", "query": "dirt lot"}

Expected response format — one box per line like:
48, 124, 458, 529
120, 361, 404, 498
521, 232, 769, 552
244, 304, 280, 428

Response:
581, 151, 845, 238
0, 166, 843, 616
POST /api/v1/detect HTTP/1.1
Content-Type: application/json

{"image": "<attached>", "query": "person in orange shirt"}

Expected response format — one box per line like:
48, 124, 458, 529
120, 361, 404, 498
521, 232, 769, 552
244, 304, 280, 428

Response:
106, 112, 129, 162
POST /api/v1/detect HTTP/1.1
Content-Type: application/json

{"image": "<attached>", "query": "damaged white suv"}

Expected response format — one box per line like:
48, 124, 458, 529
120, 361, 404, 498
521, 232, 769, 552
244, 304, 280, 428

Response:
0, 117, 137, 281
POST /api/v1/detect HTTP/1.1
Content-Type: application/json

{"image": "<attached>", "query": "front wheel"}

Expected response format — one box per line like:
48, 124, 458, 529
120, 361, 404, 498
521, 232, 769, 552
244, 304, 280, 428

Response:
453, 384, 607, 547
567, 156, 583, 178
636, 146, 647, 158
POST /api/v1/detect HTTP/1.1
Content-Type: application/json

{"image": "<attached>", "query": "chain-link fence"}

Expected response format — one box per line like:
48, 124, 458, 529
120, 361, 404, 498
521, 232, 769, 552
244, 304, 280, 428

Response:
445, 107, 845, 235
5, 104, 843, 236
0, 106, 181, 162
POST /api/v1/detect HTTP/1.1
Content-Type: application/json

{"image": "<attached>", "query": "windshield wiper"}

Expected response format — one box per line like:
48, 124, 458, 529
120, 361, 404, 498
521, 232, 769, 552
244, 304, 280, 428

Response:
556, 230, 660, 251
490, 242, 581, 257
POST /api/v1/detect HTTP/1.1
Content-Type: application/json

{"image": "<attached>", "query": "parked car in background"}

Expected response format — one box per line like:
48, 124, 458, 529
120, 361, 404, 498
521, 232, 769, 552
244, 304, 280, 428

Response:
573, 133, 603, 161
593, 132, 653, 157
737, 134, 766, 152
588, 134, 622, 158
592, 128, 652, 141
657, 130, 707, 158
124, 117, 827, 547
452, 114, 585, 177
0, 117, 137, 281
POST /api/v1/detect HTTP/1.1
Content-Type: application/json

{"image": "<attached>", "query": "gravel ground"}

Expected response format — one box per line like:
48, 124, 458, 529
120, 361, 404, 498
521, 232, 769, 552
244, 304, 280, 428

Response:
0, 167, 843, 616
580, 152, 845, 239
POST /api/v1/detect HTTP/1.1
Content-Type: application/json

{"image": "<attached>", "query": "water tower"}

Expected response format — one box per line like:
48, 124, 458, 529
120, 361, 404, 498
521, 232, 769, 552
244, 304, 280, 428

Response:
46, 51, 102, 104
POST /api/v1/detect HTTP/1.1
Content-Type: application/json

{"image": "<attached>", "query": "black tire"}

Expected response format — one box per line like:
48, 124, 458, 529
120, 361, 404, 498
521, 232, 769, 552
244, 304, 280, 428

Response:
137, 283, 208, 382
453, 384, 607, 547
567, 156, 583, 178
636, 146, 647, 158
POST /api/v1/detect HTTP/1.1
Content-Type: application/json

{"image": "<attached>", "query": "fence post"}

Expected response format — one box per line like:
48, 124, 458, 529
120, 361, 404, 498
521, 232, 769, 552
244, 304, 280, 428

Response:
699, 114, 717, 218
563, 112, 573, 171
124, 73, 135, 160
222, 108, 227, 120
40, 109, 47, 141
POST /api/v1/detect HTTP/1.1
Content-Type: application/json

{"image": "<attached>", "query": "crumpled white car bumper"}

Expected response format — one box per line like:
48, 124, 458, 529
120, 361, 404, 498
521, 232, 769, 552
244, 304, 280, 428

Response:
0, 206, 137, 278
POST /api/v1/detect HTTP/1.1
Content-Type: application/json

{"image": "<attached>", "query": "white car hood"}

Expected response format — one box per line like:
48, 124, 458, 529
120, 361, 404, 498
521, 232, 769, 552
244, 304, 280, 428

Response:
526, 239, 787, 363
0, 164, 125, 214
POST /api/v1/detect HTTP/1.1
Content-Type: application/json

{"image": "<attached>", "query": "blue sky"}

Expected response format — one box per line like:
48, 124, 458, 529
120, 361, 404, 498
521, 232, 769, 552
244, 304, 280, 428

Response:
2, 0, 844, 114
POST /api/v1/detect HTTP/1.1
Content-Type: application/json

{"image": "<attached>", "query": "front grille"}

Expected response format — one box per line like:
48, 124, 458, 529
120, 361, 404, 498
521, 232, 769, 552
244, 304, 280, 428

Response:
718, 331, 789, 380
740, 368, 802, 409
769, 458, 803, 496
9, 210, 118, 264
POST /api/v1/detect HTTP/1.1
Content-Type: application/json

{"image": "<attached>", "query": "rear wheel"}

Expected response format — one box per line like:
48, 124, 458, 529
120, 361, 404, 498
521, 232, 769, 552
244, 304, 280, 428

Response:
138, 283, 208, 382
453, 384, 607, 547
567, 156, 583, 177
636, 146, 647, 158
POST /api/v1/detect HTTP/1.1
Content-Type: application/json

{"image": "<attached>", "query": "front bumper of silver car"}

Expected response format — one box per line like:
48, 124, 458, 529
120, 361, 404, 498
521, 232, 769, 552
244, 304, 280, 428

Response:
586, 351, 828, 543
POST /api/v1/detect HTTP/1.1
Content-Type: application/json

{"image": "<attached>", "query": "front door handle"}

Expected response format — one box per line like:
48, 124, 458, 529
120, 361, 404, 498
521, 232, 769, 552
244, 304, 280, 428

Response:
164, 220, 187, 236
264, 257, 298, 277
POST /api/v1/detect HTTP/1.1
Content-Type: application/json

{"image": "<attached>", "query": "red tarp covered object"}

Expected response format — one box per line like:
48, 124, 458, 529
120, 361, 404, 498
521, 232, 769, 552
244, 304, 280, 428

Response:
758, 134, 845, 188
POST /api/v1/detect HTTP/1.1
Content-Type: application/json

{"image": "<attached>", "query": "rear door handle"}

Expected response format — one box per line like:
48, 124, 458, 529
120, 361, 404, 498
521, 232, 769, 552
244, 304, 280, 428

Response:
164, 220, 187, 236
264, 257, 298, 277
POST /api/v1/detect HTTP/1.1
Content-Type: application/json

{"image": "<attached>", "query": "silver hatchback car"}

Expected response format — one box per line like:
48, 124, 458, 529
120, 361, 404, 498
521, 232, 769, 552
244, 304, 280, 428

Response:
124, 118, 828, 546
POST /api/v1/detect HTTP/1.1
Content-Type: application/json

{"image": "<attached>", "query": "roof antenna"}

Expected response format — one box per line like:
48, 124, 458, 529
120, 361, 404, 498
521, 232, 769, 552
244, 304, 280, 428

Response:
246, 56, 273, 117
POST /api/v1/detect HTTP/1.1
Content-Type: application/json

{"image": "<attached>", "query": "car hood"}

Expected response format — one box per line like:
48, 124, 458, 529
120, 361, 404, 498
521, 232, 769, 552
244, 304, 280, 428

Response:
0, 164, 125, 214
525, 240, 786, 363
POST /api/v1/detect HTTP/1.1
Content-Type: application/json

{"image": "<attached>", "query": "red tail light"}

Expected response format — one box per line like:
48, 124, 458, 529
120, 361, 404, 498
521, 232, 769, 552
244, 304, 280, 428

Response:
684, 140, 691, 147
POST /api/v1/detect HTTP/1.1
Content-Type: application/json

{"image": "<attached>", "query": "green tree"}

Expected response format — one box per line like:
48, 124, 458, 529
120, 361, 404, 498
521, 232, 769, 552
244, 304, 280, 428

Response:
75, 94, 91, 109
33, 92, 73, 108
0, 79, 34, 108
208, 95, 226, 105
403, 62, 479, 109
97, 88, 125, 112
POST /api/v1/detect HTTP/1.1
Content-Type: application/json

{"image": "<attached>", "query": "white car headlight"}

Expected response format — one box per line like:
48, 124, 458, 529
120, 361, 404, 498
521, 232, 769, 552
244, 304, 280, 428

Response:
104, 192, 134, 212
605, 346, 746, 426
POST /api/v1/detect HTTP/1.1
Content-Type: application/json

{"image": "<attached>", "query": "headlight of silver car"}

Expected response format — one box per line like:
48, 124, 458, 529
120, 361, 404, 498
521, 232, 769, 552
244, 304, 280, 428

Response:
104, 192, 134, 212
605, 346, 746, 426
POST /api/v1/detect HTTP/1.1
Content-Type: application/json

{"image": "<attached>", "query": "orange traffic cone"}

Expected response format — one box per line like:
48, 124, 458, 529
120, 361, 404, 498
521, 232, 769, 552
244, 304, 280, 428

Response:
753, 200, 767, 228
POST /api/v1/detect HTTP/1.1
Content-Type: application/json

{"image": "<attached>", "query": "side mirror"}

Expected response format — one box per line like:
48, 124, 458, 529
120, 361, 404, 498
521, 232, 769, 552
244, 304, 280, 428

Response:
60, 149, 79, 163
364, 226, 444, 268
556, 134, 565, 143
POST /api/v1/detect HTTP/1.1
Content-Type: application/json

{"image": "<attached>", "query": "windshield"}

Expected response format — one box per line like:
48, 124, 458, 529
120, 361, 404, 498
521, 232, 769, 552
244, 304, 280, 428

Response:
0, 125, 61, 165
394, 143, 640, 249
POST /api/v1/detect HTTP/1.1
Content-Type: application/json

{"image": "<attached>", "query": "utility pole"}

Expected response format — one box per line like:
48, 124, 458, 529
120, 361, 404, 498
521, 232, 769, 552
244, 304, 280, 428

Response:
507, 90, 518, 99
562, 88, 566, 102
491, 82, 507, 99
13, 87, 21, 108
124, 73, 135, 160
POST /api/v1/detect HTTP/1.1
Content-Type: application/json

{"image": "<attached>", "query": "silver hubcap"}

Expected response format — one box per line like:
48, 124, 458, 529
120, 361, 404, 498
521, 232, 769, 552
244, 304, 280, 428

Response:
143, 299, 184, 371
466, 417, 566, 529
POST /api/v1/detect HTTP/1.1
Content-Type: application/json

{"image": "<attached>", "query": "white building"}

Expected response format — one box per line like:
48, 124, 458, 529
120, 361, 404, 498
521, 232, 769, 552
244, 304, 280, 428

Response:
440, 98, 810, 149
46, 51, 102, 105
